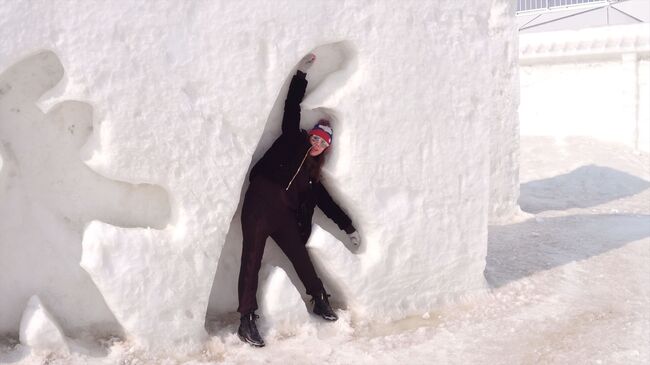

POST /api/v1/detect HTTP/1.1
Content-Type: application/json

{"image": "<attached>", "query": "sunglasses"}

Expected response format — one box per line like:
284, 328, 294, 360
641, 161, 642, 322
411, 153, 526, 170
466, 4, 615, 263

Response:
310, 135, 330, 148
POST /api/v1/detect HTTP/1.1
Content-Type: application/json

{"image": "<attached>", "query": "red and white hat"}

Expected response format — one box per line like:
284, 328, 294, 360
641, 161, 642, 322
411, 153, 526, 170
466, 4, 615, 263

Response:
308, 120, 333, 145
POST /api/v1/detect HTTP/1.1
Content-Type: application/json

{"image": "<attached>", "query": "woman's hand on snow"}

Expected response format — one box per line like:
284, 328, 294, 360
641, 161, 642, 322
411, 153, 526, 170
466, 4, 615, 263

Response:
348, 231, 361, 248
297, 53, 316, 73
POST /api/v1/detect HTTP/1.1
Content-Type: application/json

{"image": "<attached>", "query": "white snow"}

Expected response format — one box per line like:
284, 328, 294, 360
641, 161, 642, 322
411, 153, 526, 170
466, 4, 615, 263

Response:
19, 296, 69, 355
0, 50, 166, 340
0, 0, 647, 358
257, 268, 310, 336
80, 221, 208, 349
488, 0, 524, 223
0, 0, 520, 353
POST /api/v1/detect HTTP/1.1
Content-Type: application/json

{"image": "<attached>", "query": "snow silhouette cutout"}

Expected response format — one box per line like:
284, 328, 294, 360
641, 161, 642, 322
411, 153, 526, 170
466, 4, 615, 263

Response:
0, 51, 170, 335
205, 41, 358, 329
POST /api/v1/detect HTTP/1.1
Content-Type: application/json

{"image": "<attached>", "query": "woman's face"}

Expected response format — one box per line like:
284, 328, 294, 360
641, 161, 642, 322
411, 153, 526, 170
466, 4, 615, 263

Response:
309, 135, 329, 156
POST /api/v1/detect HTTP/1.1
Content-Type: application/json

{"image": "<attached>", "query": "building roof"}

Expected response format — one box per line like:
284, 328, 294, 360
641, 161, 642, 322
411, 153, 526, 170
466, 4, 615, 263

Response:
517, 0, 649, 33
519, 22, 650, 64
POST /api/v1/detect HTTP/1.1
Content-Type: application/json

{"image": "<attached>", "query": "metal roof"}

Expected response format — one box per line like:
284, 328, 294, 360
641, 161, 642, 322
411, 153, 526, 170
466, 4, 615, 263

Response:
517, 0, 649, 32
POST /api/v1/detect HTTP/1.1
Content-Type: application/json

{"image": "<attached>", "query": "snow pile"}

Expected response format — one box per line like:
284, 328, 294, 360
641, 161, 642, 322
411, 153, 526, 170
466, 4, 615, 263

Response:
19, 296, 69, 355
0, 0, 520, 354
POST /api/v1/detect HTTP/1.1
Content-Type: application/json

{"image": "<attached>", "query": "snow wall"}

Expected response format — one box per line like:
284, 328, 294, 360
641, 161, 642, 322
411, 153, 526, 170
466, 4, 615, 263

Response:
0, 0, 519, 353
519, 23, 650, 152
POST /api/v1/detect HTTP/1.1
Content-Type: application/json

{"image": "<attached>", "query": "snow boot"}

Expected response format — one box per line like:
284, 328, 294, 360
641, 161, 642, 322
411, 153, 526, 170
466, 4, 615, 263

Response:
311, 292, 338, 321
237, 313, 265, 347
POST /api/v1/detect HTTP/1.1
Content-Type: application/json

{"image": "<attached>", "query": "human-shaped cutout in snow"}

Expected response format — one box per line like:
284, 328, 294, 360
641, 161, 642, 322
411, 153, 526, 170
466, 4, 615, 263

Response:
236, 53, 360, 347
0, 51, 170, 336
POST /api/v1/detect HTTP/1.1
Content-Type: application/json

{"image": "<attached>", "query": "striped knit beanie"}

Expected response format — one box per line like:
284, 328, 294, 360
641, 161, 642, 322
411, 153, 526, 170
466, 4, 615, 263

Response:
308, 120, 333, 145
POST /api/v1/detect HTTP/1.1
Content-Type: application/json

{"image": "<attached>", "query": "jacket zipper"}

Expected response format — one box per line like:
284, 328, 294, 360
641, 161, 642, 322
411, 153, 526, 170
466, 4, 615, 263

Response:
285, 147, 312, 191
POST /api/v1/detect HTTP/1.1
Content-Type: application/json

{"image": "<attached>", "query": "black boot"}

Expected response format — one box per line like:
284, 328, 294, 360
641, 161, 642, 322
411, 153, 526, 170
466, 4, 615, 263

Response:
311, 292, 338, 321
237, 313, 265, 347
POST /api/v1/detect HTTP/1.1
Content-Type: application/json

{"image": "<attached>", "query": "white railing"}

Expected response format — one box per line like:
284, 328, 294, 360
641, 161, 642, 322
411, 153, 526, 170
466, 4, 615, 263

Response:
516, 0, 617, 15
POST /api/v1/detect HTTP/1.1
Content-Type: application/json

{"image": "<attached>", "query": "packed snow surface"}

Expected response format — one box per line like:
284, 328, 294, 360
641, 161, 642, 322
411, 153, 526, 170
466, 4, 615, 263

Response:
1, 136, 647, 364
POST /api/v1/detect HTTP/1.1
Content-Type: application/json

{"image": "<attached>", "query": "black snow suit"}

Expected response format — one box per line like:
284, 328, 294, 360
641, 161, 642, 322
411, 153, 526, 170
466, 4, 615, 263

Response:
237, 70, 353, 315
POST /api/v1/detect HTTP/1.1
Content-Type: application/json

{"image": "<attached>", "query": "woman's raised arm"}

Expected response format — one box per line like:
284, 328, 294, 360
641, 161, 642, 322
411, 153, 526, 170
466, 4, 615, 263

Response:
281, 70, 308, 135
281, 54, 316, 135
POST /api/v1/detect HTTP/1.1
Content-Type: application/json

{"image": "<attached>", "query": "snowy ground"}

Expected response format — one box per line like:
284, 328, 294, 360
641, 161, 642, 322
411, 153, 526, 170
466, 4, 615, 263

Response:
1, 135, 648, 364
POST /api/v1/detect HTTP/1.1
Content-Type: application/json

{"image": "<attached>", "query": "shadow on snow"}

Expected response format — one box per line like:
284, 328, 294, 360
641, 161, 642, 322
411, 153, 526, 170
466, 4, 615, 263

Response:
518, 165, 650, 213
486, 214, 650, 288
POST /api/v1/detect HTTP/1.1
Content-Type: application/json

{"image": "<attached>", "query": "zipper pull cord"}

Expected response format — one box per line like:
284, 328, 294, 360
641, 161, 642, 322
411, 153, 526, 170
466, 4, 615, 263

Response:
286, 146, 313, 191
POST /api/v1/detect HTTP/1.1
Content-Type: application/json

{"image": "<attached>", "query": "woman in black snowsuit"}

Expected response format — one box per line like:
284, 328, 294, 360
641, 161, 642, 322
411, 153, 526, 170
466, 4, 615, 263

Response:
237, 54, 360, 347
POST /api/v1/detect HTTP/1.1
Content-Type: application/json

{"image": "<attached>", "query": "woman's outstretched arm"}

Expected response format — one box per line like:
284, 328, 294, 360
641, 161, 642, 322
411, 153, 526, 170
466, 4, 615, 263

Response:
314, 182, 355, 233
281, 54, 315, 135
281, 70, 308, 135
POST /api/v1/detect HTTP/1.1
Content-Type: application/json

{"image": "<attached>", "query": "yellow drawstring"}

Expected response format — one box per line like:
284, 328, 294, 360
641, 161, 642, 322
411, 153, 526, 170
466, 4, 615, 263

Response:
286, 146, 313, 191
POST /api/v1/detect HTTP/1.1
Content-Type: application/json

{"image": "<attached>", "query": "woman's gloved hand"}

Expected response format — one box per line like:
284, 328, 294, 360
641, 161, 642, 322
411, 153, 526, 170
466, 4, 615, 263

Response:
297, 53, 316, 73
348, 231, 361, 248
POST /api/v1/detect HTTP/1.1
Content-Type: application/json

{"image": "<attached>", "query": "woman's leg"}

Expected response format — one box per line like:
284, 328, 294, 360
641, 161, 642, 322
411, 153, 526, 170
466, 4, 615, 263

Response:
237, 192, 270, 315
270, 218, 325, 297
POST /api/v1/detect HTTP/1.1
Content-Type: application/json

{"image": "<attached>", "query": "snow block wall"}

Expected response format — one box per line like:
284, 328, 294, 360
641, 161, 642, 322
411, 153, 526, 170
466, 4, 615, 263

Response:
487, 1, 522, 223
0, 51, 169, 342
0, 0, 519, 353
